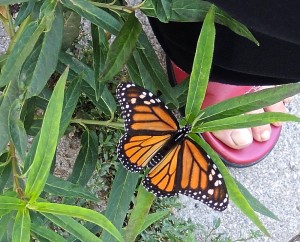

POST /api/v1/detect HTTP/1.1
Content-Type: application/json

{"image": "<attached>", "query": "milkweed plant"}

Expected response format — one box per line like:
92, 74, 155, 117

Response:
0, 0, 299, 241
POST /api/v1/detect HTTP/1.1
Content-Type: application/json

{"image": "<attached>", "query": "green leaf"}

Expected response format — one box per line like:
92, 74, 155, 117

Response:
61, 0, 121, 35
59, 75, 82, 138
189, 134, 269, 236
28, 202, 124, 242
0, 67, 22, 154
0, 0, 29, 5
0, 213, 12, 240
0, 196, 26, 210
0, 20, 45, 87
12, 208, 31, 242
31, 223, 67, 242
235, 179, 279, 221
215, 6, 259, 46
127, 51, 154, 91
125, 185, 155, 242
185, 5, 215, 123
41, 213, 101, 242
91, 23, 101, 86
25, 3, 63, 99
137, 33, 178, 106
101, 165, 139, 242
68, 130, 98, 186
25, 67, 68, 202
8, 101, 27, 161
151, 0, 172, 22
100, 13, 142, 83
61, 10, 81, 50
45, 174, 98, 202
139, 209, 170, 234
141, 0, 258, 45
15, 1, 36, 26
58, 52, 117, 116
0, 162, 12, 193
198, 83, 300, 123
194, 112, 300, 133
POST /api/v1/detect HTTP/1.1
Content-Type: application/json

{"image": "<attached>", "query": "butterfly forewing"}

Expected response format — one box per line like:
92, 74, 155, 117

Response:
117, 133, 171, 172
116, 83, 179, 135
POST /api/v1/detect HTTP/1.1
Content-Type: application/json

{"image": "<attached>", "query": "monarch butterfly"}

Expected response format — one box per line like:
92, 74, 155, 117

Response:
116, 83, 228, 211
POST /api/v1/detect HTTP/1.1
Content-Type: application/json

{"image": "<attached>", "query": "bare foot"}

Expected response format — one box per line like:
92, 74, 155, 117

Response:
211, 86, 292, 149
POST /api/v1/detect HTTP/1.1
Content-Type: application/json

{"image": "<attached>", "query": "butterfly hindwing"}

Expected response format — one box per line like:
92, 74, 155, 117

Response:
177, 138, 228, 211
116, 83, 179, 135
117, 133, 172, 172
143, 144, 181, 198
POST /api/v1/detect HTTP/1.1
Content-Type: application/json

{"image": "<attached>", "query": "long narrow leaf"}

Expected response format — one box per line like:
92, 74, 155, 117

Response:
31, 223, 67, 242
151, 0, 172, 22
8, 101, 27, 161
0, 213, 12, 240
235, 179, 279, 221
61, 0, 121, 35
58, 53, 117, 116
45, 174, 98, 202
25, 3, 63, 99
41, 213, 102, 242
25, 68, 68, 202
67, 130, 98, 186
100, 13, 142, 83
189, 134, 269, 236
193, 112, 300, 133
0, 196, 26, 210
139, 210, 170, 235
28, 202, 124, 242
59, 75, 82, 138
12, 209, 31, 242
125, 185, 155, 242
185, 5, 215, 123
141, 0, 258, 45
101, 165, 139, 242
198, 83, 300, 123
0, 69, 22, 154
137, 36, 178, 106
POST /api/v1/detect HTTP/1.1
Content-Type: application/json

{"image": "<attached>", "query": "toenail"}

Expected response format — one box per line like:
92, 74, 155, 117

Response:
231, 129, 252, 147
260, 130, 271, 141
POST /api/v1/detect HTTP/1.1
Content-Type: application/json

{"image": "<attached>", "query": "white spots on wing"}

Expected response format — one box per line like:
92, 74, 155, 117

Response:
144, 101, 151, 105
214, 180, 222, 187
139, 94, 146, 99
131, 98, 136, 104
208, 189, 214, 195
209, 174, 213, 181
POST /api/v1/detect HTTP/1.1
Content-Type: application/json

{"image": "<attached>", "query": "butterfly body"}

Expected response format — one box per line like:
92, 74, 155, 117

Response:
116, 83, 229, 211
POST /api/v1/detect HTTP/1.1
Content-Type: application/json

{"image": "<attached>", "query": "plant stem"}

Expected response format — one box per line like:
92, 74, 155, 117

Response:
71, 118, 124, 129
91, 1, 133, 13
5, 5, 15, 38
9, 142, 23, 197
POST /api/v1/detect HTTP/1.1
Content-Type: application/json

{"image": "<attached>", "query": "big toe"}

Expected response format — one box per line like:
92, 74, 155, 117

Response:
212, 128, 253, 149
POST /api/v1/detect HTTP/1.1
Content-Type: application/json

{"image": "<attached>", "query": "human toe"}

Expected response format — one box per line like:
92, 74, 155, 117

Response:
212, 128, 253, 149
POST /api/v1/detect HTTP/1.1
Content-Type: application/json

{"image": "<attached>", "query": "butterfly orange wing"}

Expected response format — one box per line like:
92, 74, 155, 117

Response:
117, 83, 179, 171
143, 137, 228, 211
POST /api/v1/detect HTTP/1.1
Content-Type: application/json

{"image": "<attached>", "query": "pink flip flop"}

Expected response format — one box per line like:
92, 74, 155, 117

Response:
167, 58, 281, 167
